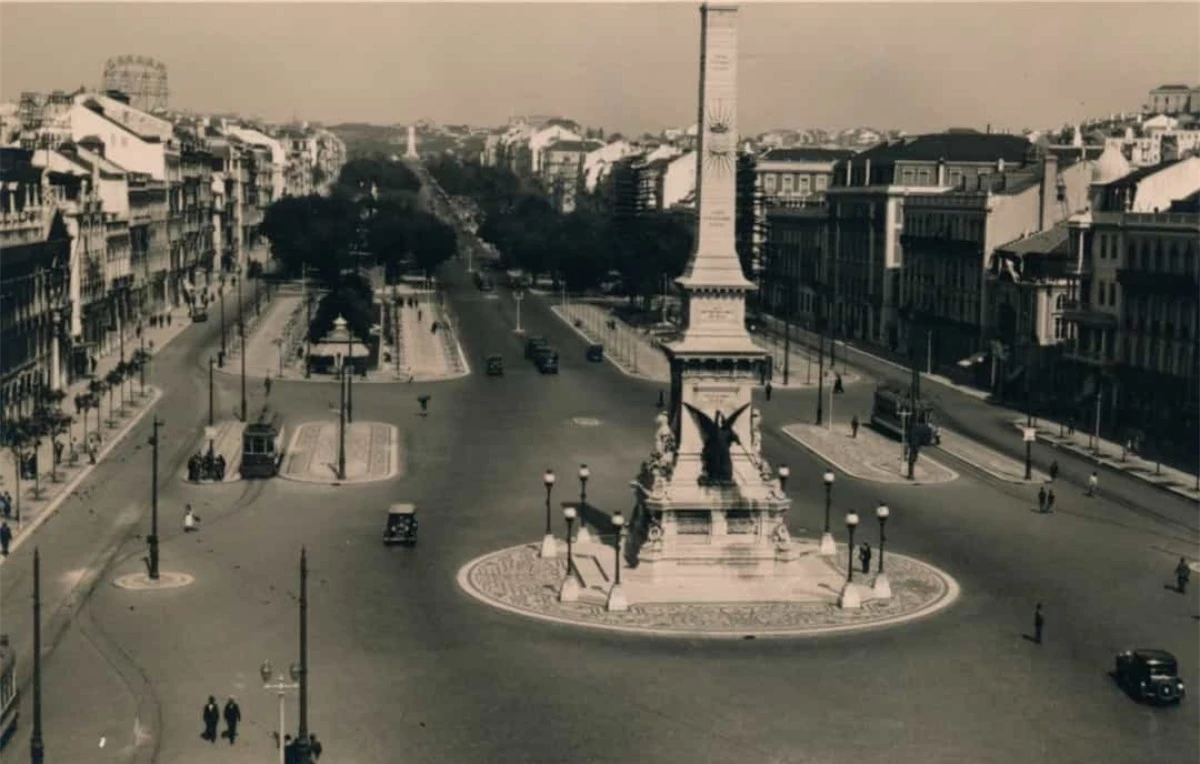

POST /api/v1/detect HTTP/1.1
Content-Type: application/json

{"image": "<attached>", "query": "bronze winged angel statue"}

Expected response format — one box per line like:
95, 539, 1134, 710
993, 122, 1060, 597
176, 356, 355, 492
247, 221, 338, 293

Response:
683, 402, 750, 485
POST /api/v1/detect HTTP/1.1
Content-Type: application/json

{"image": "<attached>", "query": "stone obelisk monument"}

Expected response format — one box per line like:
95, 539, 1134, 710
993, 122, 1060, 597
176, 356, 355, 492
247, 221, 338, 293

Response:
631, 3, 797, 580
405, 125, 418, 159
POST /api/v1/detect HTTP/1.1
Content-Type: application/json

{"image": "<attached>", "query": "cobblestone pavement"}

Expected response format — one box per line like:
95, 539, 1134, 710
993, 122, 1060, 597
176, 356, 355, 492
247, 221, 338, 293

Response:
1011, 418, 1200, 502
938, 427, 1048, 484
782, 421, 958, 485
554, 302, 671, 382
458, 542, 959, 637
279, 420, 400, 483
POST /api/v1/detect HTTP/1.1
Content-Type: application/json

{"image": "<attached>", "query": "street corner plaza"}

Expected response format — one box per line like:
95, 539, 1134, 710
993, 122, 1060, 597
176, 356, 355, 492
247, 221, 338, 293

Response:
457, 541, 959, 638
280, 421, 401, 483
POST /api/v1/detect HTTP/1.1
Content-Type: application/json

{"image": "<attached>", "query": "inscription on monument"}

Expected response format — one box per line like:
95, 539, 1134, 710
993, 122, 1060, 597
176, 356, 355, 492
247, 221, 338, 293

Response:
691, 385, 739, 413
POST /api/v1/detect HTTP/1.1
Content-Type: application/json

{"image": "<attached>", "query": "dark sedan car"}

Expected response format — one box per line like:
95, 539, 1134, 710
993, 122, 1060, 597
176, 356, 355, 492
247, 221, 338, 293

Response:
1115, 649, 1186, 704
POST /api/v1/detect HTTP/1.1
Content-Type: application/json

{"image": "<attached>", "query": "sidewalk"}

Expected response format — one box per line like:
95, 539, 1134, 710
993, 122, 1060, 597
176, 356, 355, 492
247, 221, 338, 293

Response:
1011, 417, 1200, 502
219, 294, 305, 381
279, 421, 401, 484
938, 428, 1048, 484
554, 301, 671, 382
749, 324, 863, 390
0, 305, 191, 527
782, 420, 958, 485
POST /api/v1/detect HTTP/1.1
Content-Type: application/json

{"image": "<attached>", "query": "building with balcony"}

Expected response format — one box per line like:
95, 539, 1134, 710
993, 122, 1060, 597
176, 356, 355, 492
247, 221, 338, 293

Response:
762, 200, 828, 327
540, 139, 602, 213
0, 149, 71, 414
756, 148, 854, 205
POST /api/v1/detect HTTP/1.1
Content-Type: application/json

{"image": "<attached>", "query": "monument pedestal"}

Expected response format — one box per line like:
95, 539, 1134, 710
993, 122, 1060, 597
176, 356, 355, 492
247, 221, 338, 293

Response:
838, 581, 862, 609
819, 532, 837, 556
872, 572, 892, 599
606, 584, 629, 612
539, 534, 557, 559
558, 573, 581, 602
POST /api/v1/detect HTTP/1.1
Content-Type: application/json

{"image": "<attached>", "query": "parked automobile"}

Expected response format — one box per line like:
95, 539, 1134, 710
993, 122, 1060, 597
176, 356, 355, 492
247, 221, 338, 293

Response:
534, 349, 559, 374
383, 503, 418, 546
192, 308, 209, 323
486, 355, 504, 376
1115, 649, 1186, 704
586, 344, 604, 362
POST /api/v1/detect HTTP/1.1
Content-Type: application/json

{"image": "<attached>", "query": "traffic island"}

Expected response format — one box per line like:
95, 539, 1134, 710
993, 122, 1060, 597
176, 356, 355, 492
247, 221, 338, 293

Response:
112, 571, 195, 591
458, 541, 958, 639
782, 422, 958, 485
278, 421, 401, 484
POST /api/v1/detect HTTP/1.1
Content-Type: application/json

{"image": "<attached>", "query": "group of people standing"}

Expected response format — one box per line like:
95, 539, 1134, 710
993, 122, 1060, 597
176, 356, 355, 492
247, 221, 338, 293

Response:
202, 695, 322, 760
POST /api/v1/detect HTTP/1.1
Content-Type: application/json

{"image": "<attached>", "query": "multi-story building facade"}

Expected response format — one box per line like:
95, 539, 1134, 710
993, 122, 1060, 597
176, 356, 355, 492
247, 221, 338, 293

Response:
756, 148, 854, 205
1147, 84, 1200, 117
0, 149, 71, 415
540, 139, 602, 213
1060, 157, 1200, 456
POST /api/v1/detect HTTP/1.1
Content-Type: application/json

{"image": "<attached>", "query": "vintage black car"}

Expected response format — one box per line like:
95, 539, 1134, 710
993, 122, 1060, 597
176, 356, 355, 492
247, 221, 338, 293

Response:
191, 308, 209, 323
486, 355, 504, 376
1115, 649, 1186, 704
586, 344, 604, 362
534, 349, 559, 374
383, 503, 418, 546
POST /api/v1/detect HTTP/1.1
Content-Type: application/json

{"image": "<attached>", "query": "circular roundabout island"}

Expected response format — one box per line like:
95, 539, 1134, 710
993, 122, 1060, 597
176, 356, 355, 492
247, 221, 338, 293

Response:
457, 539, 960, 639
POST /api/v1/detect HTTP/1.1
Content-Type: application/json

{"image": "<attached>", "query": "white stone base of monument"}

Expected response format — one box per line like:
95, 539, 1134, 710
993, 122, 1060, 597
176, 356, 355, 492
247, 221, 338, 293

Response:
819, 532, 837, 556
558, 574, 581, 602
539, 534, 557, 559
838, 580, 862, 609
872, 573, 892, 599
606, 583, 629, 612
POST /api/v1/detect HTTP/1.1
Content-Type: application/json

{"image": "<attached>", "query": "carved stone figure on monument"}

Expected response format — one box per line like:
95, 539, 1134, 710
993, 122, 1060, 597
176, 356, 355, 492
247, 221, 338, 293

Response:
684, 402, 749, 484
749, 405, 762, 455
654, 410, 676, 458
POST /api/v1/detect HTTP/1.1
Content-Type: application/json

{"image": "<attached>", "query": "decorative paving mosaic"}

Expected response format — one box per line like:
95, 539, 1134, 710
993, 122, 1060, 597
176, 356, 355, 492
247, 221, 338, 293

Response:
281, 422, 397, 483
458, 543, 958, 638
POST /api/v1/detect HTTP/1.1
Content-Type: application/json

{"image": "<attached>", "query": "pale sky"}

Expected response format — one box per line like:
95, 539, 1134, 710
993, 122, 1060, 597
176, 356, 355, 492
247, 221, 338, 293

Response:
1, 2, 1197, 135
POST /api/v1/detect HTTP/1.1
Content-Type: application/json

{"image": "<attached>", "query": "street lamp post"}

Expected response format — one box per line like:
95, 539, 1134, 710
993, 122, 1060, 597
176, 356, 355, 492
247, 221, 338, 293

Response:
819, 470, 836, 554
208, 357, 215, 427
240, 320, 247, 422
874, 503, 892, 598
219, 283, 227, 366
513, 290, 525, 334
558, 506, 581, 602
147, 416, 163, 580
337, 368, 346, 481
539, 469, 557, 558
815, 322, 825, 425
576, 464, 593, 544
293, 548, 312, 764
606, 511, 628, 611
777, 464, 790, 492
30, 548, 45, 764
260, 660, 300, 764
839, 512, 861, 608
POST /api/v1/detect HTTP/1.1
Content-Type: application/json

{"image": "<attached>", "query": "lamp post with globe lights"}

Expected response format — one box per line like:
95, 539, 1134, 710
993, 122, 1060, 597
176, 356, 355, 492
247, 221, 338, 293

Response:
559, 506, 581, 602
874, 503, 892, 598
777, 464, 790, 492
539, 469, 557, 558
606, 511, 629, 611
839, 511, 862, 609
576, 464, 593, 543
260, 660, 300, 764
819, 469, 836, 555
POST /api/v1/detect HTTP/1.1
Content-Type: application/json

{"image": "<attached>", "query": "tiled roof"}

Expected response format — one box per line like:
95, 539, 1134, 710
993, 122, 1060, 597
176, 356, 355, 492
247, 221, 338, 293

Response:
995, 223, 1070, 257
761, 147, 855, 162
1169, 189, 1200, 212
854, 132, 1034, 164
1154, 84, 1191, 91
1106, 159, 1182, 189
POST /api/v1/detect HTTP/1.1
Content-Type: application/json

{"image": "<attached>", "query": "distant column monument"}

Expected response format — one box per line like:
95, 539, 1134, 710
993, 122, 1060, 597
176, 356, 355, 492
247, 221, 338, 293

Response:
405, 125, 418, 159
631, 3, 798, 579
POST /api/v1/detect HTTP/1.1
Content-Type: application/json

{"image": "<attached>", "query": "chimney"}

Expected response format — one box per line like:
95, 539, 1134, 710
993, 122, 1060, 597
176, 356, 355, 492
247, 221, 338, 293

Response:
936, 157, 947, 186
844, 159, 852, 185
1039, 152, 1059, 230
864, 158, 872, 185
997, 158, 1005, 173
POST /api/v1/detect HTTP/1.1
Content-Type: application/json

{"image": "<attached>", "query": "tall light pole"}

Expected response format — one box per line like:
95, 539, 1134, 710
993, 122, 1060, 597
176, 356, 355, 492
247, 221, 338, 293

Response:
239, 319, 247, 422
513, 289, 525, 334
337, 368, 346, 481
540, 469, 556, 558
606, 511, 628, 611
777, 464, 790, 492
219, 281, 227, 366
819, 470, 836, 554
293, 547, 313, 764
816, 314, 826, 425
576, 464, 592, 544
147, 416, 163, 580
260, 660, 299, 764
874, 503, 892, 598
30, 548, 45, 764
839, 511, 861, 609
208, 357, 215, 427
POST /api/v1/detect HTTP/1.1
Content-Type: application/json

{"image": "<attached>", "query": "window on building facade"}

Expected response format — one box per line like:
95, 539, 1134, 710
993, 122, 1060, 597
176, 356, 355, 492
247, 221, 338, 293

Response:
815, 175, 828, 191
764, 174, 777, 193
1108, 282, 1117, 305
917, 168, 931, 185
1055, 294, 1066, 310
901, 168, 914, 184
948, 170, 962, 188
781, 174, 794, 193
798, 175, 811, 193
1097, 281, 1106, 306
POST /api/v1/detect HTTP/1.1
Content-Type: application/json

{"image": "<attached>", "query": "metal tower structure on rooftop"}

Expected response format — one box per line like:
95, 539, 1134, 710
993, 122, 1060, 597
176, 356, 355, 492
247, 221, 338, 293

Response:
102, 55, 170, 113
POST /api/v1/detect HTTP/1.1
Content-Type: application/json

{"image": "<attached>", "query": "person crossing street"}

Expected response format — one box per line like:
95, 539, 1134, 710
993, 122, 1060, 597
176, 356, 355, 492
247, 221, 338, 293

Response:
1176, 557, 1191, 594
202, 696, 220, 742
223, 697, 241, 744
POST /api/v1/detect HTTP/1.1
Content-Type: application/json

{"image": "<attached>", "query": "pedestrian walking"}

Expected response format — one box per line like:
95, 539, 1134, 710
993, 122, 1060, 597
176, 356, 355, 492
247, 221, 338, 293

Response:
0, 491, 11, 519
1049, 460, 1059, 482
1045, 489, 1055, 513
765, 381, 773, 401
309, 733, 323, 760
283, 735, 296, 764
264, 375, 272, 397
833, 372, 844, 394
417, 309, 423, 322
0, 521, 11, 556
1037, 486, 1047, 513
222, 697, 241, 744
858, 541, 872, 574
1086, 471, 1098, 497
418, 394, 431, 416
850, 415, 860, 438
1033, 603, 1044, 645
202, 696, 220, 742
183, 505, 200, 532
1176, 557, 1191, 594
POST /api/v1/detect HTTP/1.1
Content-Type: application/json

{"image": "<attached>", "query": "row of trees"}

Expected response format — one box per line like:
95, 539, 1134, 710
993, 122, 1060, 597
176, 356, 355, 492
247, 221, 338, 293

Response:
2, 349, 152, 507
260, 157, 459, 341
427, 157, 695, 310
